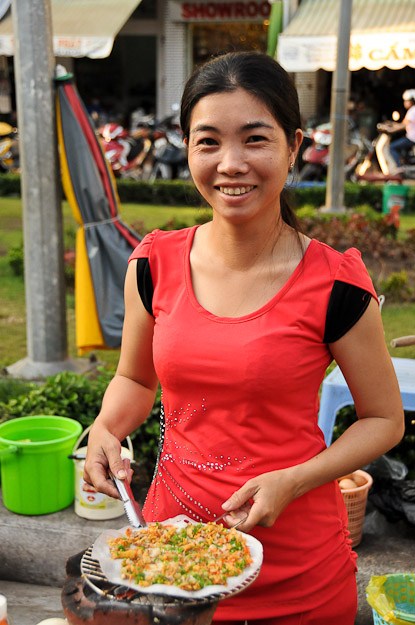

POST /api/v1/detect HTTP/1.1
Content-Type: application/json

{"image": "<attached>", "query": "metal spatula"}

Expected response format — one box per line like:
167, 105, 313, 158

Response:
110, 472, 147, 528
214, 511, 248, 529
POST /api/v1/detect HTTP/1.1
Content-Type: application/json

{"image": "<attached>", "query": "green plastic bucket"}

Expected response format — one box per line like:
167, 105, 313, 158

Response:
382, 184, 410, 214
0, 415, 82, 515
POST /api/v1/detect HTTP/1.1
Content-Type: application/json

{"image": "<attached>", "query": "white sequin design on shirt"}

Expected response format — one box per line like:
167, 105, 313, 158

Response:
146, 396, 255, 522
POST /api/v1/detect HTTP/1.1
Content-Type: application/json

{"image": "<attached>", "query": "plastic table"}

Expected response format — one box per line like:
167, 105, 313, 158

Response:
318, 357, 415, 445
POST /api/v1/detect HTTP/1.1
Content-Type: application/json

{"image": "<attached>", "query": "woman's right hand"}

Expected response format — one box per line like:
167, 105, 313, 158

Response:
82, 259, 159, 499
83, 423, 127, 499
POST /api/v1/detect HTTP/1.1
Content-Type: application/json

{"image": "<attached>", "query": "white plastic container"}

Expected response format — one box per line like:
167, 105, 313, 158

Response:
0, 595, 9, 625
72, 425, 133, 520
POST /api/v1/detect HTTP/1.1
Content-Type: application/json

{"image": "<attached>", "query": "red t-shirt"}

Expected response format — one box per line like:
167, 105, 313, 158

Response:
129, 226, 377, 619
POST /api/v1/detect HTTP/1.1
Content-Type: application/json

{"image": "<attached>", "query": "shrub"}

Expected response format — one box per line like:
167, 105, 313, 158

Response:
0, 172, 21, 196
116, 179, 205, 207
0, 378, 35, 404
159, 216, 192, 231
0, 369, 161, 471
3, 170, 414, 212
7, 239, 76, 287
7, 242, 24, 277
0, 369, 111, 425
380, 271, 413, 301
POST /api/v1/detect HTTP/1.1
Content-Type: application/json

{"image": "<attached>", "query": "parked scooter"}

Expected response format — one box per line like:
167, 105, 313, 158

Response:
99, 108, 190, 182
298, 122, 331, 181
298, 119, 370, 182
148, 113, 190, 182
354, 114, 415, 182
99, 121, 153, 180
0, 122, 19, 173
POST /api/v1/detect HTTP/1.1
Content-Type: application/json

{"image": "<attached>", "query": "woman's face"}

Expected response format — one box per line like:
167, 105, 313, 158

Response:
186, 88, 302, 225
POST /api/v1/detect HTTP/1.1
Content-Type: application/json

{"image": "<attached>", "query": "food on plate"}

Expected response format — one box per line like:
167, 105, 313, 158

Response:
107, 521, 253, 590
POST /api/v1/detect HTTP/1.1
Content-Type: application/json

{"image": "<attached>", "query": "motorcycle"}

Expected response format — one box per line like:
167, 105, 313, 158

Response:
99, 121, 153, 180
354, 118, 415, 182
148, 114, 190, 182
298, 122, 330, 181
0, 122, 19, 173
99, 110, 191, 182
298, 119, 370, 182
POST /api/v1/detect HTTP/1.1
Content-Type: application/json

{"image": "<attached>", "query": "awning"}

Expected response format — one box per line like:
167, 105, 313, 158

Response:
0, 0, 142, 58
277, 0, 415, 72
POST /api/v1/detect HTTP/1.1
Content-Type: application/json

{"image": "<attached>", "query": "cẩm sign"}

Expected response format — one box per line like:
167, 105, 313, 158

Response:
170, 0, 271, 22
278, 31, 415, 72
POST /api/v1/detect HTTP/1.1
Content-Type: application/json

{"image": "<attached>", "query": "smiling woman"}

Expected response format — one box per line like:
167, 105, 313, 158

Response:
185, 89, 301, 234
83, 52, 404, 625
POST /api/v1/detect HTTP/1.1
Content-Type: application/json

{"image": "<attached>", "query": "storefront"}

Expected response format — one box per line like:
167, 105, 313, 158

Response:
0, 0, 281, 126
277, 0, 415, 134
157, 0, 273, 120
171, 1, 271, 65
68, 0, 415, 135
0, 0, 271, 126
1, 0, 414, 137
0, 0, 156, 121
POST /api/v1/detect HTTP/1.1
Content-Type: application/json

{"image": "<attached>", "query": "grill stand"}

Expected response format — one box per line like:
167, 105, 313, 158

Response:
62, 551, 218, 625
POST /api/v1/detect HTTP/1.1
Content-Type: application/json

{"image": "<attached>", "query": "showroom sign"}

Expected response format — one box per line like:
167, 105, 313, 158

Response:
171, 1, 271, 22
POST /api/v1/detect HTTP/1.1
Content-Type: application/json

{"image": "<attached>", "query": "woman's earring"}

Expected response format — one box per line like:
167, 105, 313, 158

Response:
289, 162, 294, 171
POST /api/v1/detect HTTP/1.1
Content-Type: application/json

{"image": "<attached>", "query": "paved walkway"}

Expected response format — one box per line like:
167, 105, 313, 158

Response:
0, 493, 413, 625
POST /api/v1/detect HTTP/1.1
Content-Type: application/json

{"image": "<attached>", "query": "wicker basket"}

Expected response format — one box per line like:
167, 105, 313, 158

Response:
339, 469, 373, 548
367, 573, 415, 625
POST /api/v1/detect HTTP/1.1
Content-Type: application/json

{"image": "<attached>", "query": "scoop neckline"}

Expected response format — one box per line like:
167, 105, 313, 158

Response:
184, 225, 315, 324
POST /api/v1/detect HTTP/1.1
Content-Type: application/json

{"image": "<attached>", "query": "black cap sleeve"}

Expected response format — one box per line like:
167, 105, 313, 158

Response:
324, 281, 372, 343
136, 257, 154, 316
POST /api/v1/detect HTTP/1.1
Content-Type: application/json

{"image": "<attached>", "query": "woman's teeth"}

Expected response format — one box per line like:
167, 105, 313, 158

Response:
219, 186, 254, 195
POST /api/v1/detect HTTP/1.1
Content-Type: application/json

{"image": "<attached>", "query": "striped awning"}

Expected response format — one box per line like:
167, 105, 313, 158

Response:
0, 0, 142, 58
277, 0, 415, 71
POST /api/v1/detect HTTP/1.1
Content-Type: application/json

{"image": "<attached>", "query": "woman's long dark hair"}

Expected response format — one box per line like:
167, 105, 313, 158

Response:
180, 51, 302, 230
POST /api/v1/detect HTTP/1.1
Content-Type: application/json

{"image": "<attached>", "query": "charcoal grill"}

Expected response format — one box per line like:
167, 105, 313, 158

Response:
61, 546, 261, 625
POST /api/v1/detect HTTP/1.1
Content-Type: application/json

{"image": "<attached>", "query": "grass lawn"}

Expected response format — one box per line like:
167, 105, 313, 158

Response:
0, 196, 414, 369
0, 196, 210, 252
0, 197, 210, 369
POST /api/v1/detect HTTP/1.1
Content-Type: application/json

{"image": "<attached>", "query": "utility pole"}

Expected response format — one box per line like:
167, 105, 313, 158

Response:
6, 0, 90, 379
324, 0, 353, 213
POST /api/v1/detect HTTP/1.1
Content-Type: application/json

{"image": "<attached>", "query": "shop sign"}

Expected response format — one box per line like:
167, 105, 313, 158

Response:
0, 35, 115, 59
278, 32, 415, 72
52, 37, 114, 59
170, 1, 271, 22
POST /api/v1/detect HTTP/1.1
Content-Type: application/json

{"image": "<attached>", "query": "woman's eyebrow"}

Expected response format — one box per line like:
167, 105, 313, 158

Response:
242, 121, 274, 131
191, 121, 274, 134
191, 124, 217, 135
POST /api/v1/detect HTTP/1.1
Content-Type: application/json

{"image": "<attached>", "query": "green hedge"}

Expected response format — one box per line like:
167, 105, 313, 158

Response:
1, 172, 414, 212
0, 172, 21, 196
290, 182, 415, 212
0, 370, 161, 471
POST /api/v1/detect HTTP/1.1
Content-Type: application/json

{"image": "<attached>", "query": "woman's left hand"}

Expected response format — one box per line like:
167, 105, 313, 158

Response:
222, 299, 405, 534
221, 468, 298, 532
